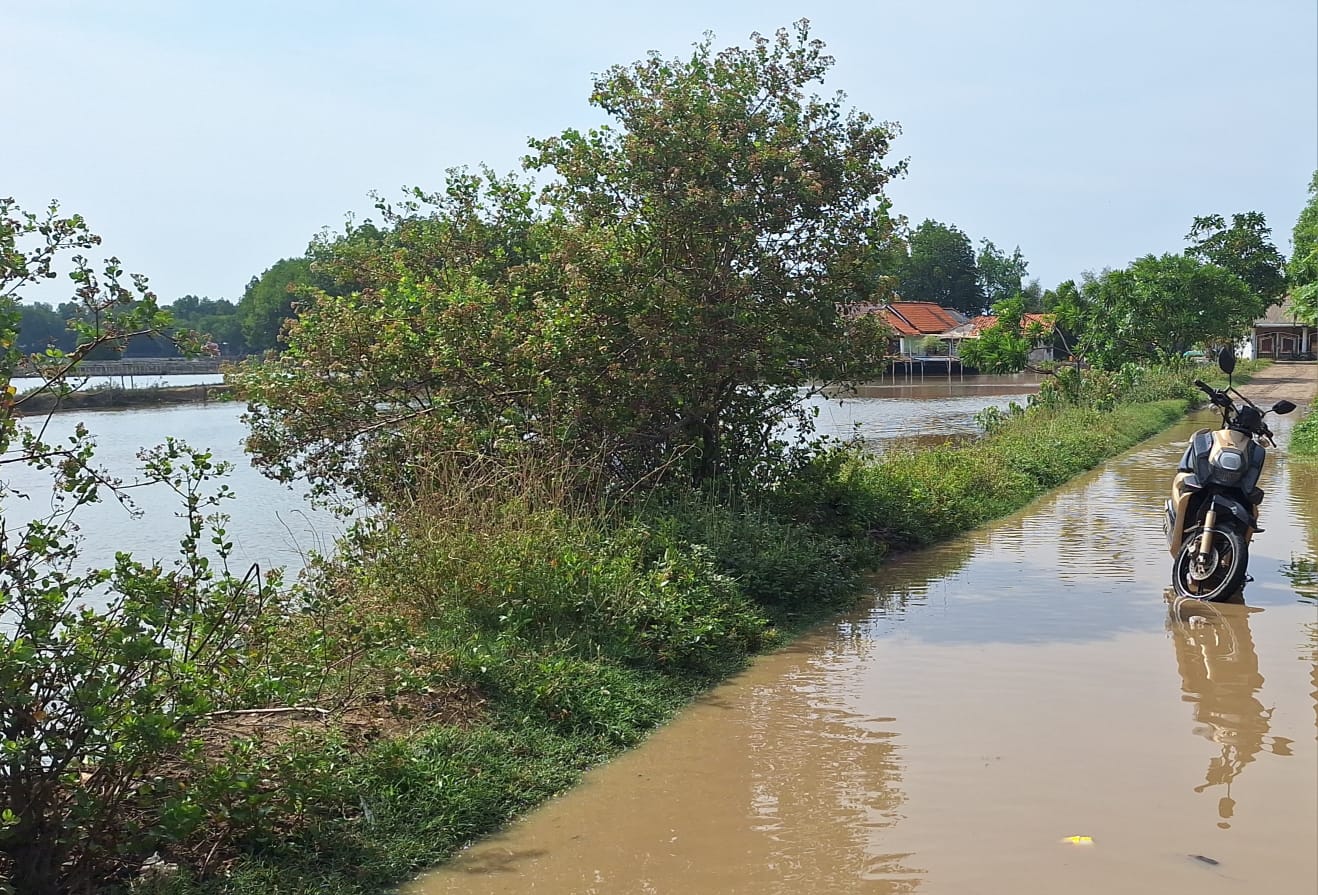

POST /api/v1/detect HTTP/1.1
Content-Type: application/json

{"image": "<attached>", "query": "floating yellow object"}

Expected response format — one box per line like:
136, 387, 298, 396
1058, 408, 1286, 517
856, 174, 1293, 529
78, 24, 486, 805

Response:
1061, 836, 1094, 845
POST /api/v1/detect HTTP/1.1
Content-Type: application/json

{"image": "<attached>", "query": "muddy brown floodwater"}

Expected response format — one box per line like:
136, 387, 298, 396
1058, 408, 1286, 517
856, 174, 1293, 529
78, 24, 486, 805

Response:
408, 366, 1318, 895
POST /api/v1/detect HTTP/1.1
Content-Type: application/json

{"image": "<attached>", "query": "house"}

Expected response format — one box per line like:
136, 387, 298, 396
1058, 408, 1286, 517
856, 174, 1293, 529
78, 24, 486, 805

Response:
936, 312, 1059, 362
862, 302, 965, 356
1251, 296, 1315, 360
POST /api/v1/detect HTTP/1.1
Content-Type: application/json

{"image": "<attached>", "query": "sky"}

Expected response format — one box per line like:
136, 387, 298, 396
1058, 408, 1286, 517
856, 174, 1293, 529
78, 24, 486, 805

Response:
5, 0, 1316, 305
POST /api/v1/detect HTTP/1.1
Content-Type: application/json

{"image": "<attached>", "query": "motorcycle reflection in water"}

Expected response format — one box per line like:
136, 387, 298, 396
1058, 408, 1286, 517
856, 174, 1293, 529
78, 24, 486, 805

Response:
1167, 593, 1294, 828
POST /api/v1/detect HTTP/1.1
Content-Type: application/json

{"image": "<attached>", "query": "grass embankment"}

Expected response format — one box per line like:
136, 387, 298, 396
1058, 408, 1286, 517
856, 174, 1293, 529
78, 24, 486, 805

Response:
15, 383, 231, 415
1290, 394, 1318, 457
150, 364, 1241, 895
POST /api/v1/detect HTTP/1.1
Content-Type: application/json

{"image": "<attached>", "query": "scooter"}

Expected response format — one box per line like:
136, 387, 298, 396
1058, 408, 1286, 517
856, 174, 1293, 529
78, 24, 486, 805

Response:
1164, 348, 1295, 600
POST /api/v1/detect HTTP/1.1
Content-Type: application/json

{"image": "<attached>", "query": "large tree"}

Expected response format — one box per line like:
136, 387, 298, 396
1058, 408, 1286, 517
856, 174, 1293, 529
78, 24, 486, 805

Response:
897, 220, 985, 314
1288, 170, 1318, 325
15, 301, 75, 355
237, 257, 329, 352
1077, 253, 1258, 368
234, 22, 901, 496
525, 22, 901, 481
1184, 211, 1286, 306
975, 239, 1029, 307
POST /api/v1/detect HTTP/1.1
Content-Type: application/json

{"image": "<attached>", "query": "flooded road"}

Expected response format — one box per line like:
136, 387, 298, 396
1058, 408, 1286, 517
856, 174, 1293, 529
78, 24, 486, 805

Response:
409, 370, 1317, 895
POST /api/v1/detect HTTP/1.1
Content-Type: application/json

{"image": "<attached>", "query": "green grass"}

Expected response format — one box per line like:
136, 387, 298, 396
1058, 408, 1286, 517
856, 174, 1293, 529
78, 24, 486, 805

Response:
770, 400, 1186, 549
1290, 395, 1318, 458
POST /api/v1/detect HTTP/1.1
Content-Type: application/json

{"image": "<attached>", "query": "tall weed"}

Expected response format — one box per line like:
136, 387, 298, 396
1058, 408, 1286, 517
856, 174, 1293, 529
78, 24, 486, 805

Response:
1290, 396, 1318, 457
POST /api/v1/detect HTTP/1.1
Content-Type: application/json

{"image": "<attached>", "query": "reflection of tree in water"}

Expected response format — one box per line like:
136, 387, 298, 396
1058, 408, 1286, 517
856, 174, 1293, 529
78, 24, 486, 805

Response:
855, 541, 975, 618
1277, 445, 1318, 730
1283, 556, 1318, 603
1167, 595, 1294, 828
1285, 458, 1318, 555
1284, 460, 1318, 604
1030, 465, 1149, 584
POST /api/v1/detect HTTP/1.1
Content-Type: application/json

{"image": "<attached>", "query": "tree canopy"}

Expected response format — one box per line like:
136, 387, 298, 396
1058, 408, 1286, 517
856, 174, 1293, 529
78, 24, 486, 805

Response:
238, 257, 323, 352
976, 239, 1029, 307
1288, 171, 1318, 325
1077, 253, 1259, 368
959, 296, 1033, 373
1184, 211, 1287, 306
896, 220, 986, 314
233, 22, 901, 498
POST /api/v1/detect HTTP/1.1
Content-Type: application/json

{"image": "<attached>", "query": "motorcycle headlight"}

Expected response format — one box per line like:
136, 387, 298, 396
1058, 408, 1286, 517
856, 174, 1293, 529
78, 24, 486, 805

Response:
1213, 450, 1245, 482
1216, 451, 1243, 472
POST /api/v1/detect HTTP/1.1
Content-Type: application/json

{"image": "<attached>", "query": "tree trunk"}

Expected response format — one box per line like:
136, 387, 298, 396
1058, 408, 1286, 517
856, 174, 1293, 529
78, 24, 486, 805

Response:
696, 410, 720, 483
6, 817, 65, 895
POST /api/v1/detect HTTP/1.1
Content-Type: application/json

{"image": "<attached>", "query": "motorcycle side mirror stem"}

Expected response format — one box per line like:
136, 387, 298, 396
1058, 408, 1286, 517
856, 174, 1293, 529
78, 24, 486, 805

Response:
1272, 399, 1296, 415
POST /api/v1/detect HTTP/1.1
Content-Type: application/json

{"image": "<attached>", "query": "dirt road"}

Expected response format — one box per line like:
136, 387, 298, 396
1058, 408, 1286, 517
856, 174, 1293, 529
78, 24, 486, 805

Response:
1241, 360, 1317, 405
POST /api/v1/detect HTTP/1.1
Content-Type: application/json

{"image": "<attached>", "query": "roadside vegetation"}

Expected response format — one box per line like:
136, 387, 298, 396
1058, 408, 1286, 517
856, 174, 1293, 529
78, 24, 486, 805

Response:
0, 16, 1306, 895
1290, 394, 1318, 458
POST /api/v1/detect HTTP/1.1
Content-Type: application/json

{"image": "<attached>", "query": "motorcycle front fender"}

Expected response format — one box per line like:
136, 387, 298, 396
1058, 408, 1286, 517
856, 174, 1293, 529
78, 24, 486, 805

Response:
1209, 494, 1256, 531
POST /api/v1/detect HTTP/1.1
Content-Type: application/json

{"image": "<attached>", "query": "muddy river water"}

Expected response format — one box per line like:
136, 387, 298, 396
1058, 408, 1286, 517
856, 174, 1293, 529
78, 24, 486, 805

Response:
409, 375, 1317, 895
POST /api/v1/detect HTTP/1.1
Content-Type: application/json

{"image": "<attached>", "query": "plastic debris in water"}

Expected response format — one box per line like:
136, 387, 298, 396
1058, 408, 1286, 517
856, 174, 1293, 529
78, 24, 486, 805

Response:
1061, 835, 1094, 845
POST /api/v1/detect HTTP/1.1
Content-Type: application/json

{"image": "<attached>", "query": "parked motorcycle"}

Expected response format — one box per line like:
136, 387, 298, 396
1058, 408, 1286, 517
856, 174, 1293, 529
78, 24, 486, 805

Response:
1164, 348, 1296, 600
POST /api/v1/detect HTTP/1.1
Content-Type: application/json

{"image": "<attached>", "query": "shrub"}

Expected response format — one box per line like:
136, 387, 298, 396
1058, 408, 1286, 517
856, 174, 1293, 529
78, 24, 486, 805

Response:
1290, 396, 1318, 458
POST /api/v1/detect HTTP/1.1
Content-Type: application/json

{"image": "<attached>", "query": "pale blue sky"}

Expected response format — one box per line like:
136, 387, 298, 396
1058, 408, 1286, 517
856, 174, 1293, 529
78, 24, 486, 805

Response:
5, 0, 1316, 303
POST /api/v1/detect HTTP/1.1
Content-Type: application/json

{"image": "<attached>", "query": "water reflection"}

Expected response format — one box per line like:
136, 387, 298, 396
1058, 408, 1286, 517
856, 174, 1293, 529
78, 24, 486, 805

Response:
1287, 460, 1318, 554
1166, 595, 1294, 828
407, 636, 925, 894
1285, 459, 1318, 605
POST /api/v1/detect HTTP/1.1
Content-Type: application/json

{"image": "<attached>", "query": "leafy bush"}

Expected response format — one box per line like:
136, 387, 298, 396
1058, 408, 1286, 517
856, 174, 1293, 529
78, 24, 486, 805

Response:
2, 201, 285, 894
1290, 396, 1318, 457
635, 489, 881, 615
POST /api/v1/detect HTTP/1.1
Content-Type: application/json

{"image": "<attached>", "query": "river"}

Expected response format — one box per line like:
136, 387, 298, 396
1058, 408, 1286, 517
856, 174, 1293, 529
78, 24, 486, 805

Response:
1, 375, 1040, 578
805, 374, 1043, 449
406, 378, 1317, 894
1, 401, 352, 579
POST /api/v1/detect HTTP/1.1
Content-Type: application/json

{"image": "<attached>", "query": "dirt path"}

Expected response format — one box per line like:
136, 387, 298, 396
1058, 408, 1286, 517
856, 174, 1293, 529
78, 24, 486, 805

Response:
1241, 361, 1317, 405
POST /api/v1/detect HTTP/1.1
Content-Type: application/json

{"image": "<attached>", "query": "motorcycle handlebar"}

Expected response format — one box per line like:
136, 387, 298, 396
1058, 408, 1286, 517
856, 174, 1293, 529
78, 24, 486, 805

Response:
1193, 380, 1226, 405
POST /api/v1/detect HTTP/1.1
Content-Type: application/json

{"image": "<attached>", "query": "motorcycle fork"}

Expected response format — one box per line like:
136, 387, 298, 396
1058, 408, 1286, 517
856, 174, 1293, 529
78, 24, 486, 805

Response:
1197, 506, 1218, 559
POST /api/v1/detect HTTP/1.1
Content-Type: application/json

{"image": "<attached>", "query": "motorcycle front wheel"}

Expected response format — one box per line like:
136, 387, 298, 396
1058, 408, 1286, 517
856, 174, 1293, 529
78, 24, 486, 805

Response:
1172, 523, 1248, 601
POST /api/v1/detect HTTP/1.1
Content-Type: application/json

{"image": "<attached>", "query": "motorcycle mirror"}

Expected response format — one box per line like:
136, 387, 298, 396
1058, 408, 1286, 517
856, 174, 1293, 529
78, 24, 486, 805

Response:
1217, 345, 1237, 375
1271, 399, 1296, 415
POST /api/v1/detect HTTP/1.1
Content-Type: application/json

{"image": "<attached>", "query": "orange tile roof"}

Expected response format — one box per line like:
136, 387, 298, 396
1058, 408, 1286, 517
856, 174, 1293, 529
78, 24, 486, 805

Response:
1023, 313, 1056, 331
886, 302, 962, 334
971, 312, 1056, 333
879, 307, 921, 336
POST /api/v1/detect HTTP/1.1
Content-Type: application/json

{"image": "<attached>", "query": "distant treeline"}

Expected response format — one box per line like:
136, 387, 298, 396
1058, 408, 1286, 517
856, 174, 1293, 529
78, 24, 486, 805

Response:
14, 256, 337, 358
